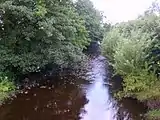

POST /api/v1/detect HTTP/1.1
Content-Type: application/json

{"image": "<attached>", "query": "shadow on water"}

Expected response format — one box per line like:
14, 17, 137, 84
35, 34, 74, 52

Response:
0, 56, 147, 120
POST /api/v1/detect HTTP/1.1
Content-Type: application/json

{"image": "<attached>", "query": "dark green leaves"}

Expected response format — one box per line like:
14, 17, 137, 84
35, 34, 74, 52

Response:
0, 0, 90, 75
75, 0, 104, 42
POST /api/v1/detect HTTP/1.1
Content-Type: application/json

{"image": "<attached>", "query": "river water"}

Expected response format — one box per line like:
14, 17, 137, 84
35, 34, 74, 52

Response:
0, 56, 146, 120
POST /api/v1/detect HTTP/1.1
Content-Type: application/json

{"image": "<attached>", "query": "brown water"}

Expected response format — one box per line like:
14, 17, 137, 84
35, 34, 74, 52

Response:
0, 56, 146, 120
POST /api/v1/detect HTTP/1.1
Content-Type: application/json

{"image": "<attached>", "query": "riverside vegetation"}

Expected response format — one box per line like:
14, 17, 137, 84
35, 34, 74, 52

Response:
0, 0, 160, 119
0, 0, 104, 104
102, 1, 160, 119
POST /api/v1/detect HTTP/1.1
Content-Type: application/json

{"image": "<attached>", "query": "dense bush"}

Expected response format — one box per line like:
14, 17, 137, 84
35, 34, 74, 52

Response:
114, 38, 148, 76
146, 38, 160, 76
123, 69, 157, 94
0, 0, 92, 75
0, 0, 105, 103
102, 6, 160, 100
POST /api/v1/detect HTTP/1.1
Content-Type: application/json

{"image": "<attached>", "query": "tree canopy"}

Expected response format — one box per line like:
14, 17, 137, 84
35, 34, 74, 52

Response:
75, 0, 104, 42
0, 0, 92, 75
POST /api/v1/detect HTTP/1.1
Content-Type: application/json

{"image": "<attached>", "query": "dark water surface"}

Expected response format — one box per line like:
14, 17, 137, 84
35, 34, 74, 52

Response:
0, 56, 146, 120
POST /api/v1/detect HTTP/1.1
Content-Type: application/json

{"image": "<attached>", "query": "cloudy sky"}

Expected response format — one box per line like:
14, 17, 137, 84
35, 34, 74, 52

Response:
91, 0, 155, 24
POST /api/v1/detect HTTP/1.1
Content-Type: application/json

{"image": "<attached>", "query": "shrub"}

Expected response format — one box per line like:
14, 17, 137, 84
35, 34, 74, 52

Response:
0, 79, 15, 92
0, 72, 15, 92
116, 69, 158, 100
101, 29, 122, 61
0, 72, 16, 104
145, 38, 160, 77
123, 69, 157, 93
102, 13, 159, 102
113, 38, 150, 76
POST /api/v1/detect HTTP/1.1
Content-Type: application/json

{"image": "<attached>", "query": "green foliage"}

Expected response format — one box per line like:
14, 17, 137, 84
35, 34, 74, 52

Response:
75, 0, 104, 41
147, 109, 160, 120
101, 29, 121, 61
0, 0, 90, 75
136, 81, 160, 101
102, 4, 160, 102
114, 38, 149, 75
0, 72, 15, 92
0, 72, 15, 104
0, 0, 103, 105
0, 79, 15, 92
146, 38, 160, 76
35, 0, 47, 17
123, 69, 157, 93
116, 69, 158, 100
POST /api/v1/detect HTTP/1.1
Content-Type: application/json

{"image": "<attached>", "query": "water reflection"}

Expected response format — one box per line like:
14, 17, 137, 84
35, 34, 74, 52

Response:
80, 56, 146, 120
80, 56, 118, 120
0, 77, 88, 120
0, 56, 146, 120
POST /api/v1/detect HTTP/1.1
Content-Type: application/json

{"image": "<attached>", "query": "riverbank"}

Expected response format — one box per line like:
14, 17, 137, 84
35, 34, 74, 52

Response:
107, 64, 160, 120
109, 72, 160, 119
101, 7, 160, 119
0, 62, 90, 106
115, 80, 160, 119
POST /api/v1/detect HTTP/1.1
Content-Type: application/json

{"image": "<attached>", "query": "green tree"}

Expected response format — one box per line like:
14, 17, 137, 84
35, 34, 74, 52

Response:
75, 0, 104, 42
0, 0, 90, 75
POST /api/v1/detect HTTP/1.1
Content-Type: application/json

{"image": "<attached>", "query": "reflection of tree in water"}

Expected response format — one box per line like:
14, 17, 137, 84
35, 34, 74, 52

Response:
0, 76, 88, 120
116, 98, 147, 120
108, 75, 147, 120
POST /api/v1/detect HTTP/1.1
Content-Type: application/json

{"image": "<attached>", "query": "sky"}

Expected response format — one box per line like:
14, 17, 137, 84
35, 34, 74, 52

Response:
91, 0, 155, 24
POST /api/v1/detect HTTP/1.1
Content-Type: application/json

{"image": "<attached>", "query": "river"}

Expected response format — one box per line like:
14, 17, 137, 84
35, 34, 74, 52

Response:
0, 55, 146, 120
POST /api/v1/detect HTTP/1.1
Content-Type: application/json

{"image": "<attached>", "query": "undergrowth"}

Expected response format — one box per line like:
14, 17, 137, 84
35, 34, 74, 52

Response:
0, 72, 16, 105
